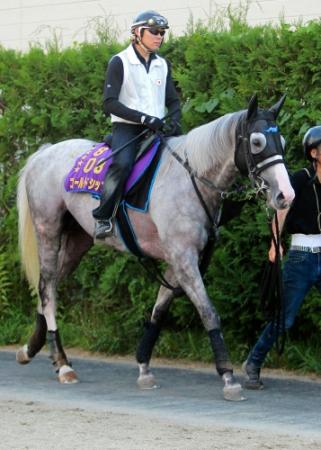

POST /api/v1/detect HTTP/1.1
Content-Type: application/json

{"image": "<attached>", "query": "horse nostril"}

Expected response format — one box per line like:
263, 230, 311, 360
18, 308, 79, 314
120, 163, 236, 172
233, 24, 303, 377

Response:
276, 192, 285, 202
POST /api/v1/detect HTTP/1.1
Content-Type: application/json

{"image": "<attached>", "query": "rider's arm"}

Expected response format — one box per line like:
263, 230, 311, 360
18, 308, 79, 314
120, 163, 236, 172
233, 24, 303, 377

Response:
103, 55, 182, 129
102, 56, 145, 124
165, 61, 181, 130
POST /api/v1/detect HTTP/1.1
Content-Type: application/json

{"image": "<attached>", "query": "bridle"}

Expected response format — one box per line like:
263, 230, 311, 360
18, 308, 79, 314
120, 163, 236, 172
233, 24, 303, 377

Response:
159, 106, 287, 237
234, 110, 285, 192
161, 109, 286, 203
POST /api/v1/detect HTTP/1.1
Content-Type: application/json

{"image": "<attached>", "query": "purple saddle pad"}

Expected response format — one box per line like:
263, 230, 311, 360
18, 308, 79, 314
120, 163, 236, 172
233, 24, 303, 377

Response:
64, 139, 161, 197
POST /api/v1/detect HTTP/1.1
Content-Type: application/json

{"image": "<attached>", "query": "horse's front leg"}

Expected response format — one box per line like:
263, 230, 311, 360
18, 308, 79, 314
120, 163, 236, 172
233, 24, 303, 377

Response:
171, 248, 245, 401
136, 268, 178, 389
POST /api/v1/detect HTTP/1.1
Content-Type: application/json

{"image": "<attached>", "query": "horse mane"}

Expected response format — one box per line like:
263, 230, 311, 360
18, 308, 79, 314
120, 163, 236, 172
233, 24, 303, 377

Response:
184, 110, 244, 176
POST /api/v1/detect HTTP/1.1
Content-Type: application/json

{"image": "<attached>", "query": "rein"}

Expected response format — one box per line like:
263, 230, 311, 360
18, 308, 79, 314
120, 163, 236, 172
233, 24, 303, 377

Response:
151, 111, 286, 295
159, 135, 228, 196
158, 117, 272, 230
270, 213, 286, 353
260, 213, 286, 354
135, 109, 286, 294
158, 134, 224, 239
137, 132, 224, 294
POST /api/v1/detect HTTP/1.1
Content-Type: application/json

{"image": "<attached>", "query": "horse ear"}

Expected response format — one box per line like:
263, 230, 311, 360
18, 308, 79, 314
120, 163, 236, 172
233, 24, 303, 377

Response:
269, 94, 286, 118
247, 94, 258, 120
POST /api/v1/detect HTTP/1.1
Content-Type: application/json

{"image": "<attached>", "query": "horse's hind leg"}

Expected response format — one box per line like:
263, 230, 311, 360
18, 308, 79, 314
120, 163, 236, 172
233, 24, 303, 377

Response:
16, 307, 47, 364
43, 223, 92, 383
17, 217, 92, 384
16, 226, 71, 380
136, 269, 178, 389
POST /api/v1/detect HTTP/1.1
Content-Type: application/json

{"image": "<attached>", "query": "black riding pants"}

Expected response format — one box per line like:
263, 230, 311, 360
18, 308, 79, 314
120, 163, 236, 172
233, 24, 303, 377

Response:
92, 122, 145, 220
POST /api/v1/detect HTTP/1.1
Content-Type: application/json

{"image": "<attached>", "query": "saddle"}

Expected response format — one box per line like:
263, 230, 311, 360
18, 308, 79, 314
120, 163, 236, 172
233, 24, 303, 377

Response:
64, 134, 163, 256
103, 132, 157, 162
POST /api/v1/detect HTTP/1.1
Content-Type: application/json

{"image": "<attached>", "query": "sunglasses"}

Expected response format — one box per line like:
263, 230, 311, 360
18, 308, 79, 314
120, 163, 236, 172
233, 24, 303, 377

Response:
145, 27, 166, 37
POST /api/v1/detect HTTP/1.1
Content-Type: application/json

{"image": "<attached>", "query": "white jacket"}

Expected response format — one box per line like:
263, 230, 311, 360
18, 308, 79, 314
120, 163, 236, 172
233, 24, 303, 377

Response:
111, 45, 168, 124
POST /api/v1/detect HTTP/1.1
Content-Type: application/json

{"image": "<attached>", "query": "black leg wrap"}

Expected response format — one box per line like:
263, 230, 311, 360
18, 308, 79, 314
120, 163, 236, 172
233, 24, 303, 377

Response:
27, 313, 48, 358
47, 330, 69, 369
208, 329, 233, 376
136, 321, 161, 364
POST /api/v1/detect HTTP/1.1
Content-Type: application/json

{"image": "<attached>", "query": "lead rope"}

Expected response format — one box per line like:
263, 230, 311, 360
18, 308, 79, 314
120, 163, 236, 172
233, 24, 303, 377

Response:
269, 213, 286, 354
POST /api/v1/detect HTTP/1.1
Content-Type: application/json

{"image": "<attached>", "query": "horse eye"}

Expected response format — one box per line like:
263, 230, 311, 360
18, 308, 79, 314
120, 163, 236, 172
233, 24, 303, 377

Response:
250, 133, 266, 154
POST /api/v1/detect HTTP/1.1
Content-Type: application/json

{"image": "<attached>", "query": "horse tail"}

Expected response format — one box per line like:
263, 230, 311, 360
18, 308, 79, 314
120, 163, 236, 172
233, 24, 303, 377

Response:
17, 163, 40, 292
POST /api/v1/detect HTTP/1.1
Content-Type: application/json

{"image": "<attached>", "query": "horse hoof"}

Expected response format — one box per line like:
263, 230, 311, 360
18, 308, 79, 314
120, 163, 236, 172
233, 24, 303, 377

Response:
137, 373, 159, 389
223, 383, 247, 401
58, 365, 79, 384
16, 345, 32, 365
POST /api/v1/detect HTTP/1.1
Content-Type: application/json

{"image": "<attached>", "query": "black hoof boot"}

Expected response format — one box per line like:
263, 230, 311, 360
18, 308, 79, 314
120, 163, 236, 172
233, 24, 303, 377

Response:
242, 360, 264, 390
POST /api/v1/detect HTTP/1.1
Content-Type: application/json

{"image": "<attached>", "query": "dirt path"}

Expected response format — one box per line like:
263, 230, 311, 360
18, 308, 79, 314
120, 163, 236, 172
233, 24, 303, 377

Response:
1, 348, 321, 450
1, 399, 320, 450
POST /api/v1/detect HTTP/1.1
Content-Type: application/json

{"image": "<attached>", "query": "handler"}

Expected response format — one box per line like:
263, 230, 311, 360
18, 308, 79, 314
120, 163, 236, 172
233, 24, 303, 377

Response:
244, 125, 321, 389
92, 10, 181, 239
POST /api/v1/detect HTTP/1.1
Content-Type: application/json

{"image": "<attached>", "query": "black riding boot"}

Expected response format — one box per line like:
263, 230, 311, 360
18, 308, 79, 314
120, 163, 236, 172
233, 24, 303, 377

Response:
92, 123, 144, 239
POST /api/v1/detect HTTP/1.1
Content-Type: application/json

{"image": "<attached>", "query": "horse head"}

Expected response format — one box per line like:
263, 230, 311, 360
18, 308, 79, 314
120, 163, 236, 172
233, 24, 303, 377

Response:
234, 94, 294, 210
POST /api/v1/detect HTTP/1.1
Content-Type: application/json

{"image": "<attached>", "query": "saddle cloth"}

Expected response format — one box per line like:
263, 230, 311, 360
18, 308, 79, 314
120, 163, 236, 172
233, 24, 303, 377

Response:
64, 138, 162, 211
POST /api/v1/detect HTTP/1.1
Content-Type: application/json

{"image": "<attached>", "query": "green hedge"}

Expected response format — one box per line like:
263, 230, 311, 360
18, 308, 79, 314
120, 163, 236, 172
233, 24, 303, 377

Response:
1, 15, 321, 371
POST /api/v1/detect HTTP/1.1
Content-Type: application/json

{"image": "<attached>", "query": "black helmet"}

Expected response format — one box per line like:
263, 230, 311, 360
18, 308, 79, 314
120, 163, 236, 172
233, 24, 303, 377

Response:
303, 126, 321, 161
131, 10, 169, 32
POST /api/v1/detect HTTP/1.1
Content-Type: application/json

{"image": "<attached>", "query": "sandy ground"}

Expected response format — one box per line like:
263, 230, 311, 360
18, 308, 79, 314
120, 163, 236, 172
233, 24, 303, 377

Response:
1, 399, 321, 450
1, 347, 321, 450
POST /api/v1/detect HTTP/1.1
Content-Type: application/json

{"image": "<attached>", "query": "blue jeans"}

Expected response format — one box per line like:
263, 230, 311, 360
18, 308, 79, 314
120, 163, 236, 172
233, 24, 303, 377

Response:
248, 250, 321, 368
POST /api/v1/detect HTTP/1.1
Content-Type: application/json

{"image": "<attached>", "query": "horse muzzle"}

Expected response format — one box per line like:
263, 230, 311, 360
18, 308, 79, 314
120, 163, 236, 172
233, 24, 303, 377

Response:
261, 163, 295, 210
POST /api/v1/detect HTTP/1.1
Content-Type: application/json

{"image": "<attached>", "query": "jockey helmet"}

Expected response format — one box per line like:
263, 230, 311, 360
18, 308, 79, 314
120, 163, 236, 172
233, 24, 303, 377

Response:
303, 126, 321, 161
131, 10, 169, 34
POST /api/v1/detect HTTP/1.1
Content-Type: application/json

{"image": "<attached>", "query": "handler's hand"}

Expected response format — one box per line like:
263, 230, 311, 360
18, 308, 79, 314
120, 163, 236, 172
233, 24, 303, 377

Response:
268, 242, 283, 263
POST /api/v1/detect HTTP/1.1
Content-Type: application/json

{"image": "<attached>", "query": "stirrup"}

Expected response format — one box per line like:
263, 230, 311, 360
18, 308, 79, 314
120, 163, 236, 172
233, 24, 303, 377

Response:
242, 360, 264, 390
95, 219, 114, 239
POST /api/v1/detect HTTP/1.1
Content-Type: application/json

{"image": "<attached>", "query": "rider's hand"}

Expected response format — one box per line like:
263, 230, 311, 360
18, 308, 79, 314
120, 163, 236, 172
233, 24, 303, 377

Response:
141, 115, 165, 132
162, 118, 181, 137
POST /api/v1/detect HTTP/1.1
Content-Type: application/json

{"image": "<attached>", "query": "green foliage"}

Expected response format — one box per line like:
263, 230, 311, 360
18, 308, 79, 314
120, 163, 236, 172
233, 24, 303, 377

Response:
1, 13, 321, 372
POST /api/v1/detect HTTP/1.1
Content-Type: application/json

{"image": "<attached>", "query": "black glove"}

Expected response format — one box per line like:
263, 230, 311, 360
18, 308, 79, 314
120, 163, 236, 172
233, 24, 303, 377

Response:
162, 118, 181, 137
141, 115, 165, 132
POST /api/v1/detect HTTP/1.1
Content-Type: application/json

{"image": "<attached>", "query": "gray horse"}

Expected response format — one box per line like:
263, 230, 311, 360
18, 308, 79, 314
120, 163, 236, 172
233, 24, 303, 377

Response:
16, 95, 294, 401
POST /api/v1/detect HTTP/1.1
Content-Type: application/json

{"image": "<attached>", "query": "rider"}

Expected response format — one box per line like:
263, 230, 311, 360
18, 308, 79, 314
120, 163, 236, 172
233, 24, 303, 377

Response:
244, 125, 321, 389
92, 10, 181, 239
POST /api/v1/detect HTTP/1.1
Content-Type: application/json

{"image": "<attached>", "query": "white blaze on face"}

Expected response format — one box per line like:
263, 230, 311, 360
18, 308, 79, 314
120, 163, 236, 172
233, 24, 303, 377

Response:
262, 163, 295, 209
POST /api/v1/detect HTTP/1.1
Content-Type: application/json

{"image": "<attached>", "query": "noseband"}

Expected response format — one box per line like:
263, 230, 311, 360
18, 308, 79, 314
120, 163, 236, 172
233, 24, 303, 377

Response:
234, 111, 285, 185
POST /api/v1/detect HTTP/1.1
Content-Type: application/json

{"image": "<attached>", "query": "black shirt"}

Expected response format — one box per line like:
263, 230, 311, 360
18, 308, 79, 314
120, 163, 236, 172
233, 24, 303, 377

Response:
102, 44, 181, 125
285, 166, 321, 235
